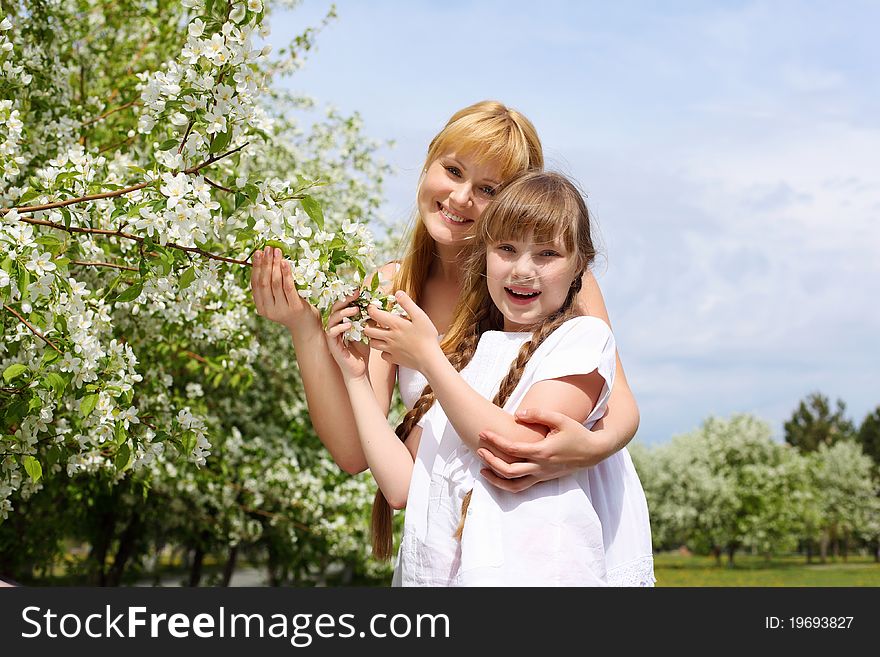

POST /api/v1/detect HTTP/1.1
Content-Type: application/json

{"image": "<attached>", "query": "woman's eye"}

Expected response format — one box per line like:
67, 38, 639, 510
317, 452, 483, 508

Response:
445, 166, 461, 177
497, 244, 514, 253
479, 185, 496, 197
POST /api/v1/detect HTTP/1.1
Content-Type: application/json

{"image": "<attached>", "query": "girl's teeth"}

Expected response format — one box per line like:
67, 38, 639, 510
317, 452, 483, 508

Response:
506, 288, 539, 298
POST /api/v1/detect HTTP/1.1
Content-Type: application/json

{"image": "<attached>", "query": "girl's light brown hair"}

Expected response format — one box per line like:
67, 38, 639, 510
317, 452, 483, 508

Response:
391, 100, 544, 306
371, 171, 595, 560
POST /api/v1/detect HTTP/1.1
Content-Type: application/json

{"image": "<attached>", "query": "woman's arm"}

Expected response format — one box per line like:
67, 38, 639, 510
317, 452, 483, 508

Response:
251, 247, 396, 473
577, 270, 640, 451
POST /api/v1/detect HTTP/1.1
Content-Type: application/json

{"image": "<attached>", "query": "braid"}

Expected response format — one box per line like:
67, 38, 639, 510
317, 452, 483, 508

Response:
370, 302, 493, 560
454, 284, 583, 540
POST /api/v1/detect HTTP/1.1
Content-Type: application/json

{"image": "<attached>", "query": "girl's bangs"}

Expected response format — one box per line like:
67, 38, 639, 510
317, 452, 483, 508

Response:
479, 182, 579, 253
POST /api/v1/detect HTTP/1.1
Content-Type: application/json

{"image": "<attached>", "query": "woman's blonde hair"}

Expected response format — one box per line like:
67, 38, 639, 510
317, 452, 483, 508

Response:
371, 171, 595, 560
392, 100, 544, 305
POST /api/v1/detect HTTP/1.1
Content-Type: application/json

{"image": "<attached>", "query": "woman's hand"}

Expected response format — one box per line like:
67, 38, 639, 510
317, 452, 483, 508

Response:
250, 246, 318, 330
363, 291, 442, 372
325, 294, 370, 381
476, 408, 619, 493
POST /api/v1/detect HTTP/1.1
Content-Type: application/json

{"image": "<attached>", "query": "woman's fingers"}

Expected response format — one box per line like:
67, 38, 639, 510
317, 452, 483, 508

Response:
480, 468, 539, 493
259, 247, 274, 305
477, 448, 539, 479
250, 251, 265, 313
514, 407, 570, 431
282, 261, 296, 299
478, 429, 536, 459
270, 248, 286, 303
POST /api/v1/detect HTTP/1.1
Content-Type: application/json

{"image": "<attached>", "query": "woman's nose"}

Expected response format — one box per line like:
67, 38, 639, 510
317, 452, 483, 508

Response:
449, 182, 473, 208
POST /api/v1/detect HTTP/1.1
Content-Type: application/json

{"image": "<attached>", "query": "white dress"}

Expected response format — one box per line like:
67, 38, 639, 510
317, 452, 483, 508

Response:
394, 316, 655, 586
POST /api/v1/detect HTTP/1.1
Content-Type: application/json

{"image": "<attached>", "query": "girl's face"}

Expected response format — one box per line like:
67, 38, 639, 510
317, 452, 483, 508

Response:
486, 232, 579, 331
418, 152, 503, 247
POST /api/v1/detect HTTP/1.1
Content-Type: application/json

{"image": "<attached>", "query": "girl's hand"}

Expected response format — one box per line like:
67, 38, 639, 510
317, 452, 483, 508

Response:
476, 408, 617, 493
325, 295, 370, 380
363, 291, 441, 371
251, 246, 318, 330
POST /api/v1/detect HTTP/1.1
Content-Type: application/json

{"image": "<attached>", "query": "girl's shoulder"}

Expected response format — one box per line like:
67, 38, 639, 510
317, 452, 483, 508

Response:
548, 315, 613, 344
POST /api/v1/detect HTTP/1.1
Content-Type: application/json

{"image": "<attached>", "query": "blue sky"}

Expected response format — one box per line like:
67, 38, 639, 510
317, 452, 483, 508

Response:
269, 0, 880, 446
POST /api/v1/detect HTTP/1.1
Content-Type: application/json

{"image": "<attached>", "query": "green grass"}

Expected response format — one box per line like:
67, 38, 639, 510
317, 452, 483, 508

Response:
654, 552, 880, 586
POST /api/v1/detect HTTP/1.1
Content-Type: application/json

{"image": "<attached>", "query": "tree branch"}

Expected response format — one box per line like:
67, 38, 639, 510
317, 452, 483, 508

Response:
202, 176, 234, 193
1, 142, 249, 216
178, 120, 195, 154
82, 100, 140, 127
2, 304, 63, 354
70, 260, 139, 272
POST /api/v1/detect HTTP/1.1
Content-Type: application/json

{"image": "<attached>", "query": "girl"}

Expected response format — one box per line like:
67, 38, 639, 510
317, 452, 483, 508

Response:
326, 171, 654, 586
250, 101, 641, 494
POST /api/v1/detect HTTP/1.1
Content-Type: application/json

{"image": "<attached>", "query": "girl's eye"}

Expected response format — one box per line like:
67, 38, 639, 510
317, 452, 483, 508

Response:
445, 166, 462, 178
497, 244, 515, 253
540, 250, 561, 258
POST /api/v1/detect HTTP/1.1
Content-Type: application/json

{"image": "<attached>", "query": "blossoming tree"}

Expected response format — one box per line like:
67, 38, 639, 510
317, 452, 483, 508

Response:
1, 0, 397, 583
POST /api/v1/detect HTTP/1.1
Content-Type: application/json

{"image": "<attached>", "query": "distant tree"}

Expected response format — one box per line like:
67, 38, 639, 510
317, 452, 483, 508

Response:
784, 392, 855, 453
807, 441, 880, 562
636, 415, 805, 566
856, 407, 880, 470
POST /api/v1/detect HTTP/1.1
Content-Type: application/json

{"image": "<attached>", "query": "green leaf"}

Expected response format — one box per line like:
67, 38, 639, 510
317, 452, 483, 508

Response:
80, 393, 99, 418
209, 129, 233, 154
300, 195, 324, 231
2, 363, 28, 383
6, 399, 29, 427
114, 281, 143, 303
18, 188, 40, 204
178, 266, 196, 290
41, 348, 62, 365
158, 139, 179, 151
43, 372, 67, 395
22, 456, 42, 483
114, 443, 131, 472
1, 256, 13, 273
60, 207, 72, 229
115, 422, 127, 446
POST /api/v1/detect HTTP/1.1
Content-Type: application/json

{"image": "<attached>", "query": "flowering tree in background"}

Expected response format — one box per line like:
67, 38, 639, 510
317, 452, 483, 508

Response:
0, 0, 398, 583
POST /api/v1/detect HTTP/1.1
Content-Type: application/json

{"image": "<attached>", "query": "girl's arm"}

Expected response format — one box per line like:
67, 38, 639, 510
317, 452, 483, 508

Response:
343, 375, 421, 509
251, 247, 396, 474
373, 292, 605, 451
324, 318, 419, 509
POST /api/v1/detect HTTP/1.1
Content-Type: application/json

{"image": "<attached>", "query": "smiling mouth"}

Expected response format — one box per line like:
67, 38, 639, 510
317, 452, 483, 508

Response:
505, 287, 541, 301
438, 203, 472, 225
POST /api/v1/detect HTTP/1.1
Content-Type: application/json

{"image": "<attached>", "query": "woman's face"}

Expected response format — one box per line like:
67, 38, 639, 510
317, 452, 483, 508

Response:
418, 152, 503, 247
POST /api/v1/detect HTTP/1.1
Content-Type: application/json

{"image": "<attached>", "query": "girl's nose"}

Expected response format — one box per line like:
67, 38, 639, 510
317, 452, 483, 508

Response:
512, 255, 537, 280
